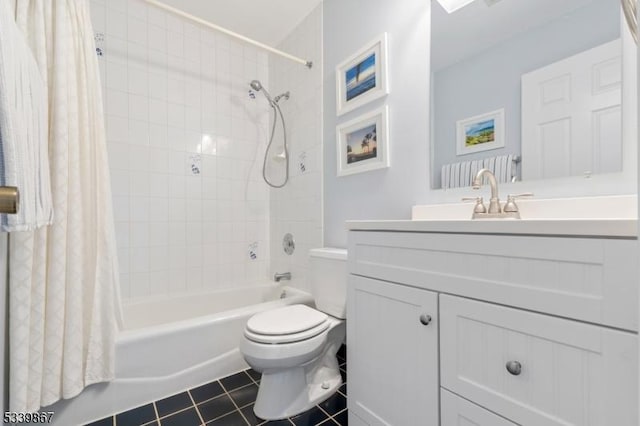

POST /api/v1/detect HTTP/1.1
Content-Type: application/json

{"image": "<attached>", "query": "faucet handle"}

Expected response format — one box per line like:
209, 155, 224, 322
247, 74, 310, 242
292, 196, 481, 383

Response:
504, 193, 534, 213
462, 197, 487, 214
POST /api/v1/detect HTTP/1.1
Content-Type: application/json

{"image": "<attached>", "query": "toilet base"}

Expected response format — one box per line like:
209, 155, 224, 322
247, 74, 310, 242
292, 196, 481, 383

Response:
252, 322, 346, 420
253, 352, 342, 420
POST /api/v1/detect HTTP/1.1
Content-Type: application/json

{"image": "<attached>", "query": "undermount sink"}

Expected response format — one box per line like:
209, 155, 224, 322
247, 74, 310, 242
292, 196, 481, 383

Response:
346, 195, 638, 238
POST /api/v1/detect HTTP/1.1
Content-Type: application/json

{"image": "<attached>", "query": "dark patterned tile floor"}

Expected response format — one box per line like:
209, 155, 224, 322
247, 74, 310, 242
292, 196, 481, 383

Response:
86, 345, 348, 426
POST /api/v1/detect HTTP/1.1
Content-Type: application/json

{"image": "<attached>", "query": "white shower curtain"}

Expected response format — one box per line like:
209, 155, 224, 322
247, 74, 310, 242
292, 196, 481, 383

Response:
8, 0, 122, 412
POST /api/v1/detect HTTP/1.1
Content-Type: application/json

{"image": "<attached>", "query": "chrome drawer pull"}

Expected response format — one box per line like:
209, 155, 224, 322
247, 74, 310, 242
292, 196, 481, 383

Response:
506, 360, 522, 376
419, 314, 432, 326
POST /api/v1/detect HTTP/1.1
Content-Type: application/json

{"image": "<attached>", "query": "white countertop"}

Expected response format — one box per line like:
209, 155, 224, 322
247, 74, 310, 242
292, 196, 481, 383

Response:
346, 218, 637, 238
347, 195, 638, 238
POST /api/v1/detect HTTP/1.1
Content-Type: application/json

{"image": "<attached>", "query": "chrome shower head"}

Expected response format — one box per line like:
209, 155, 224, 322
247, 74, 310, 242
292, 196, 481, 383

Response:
250, 79, 275, 105
250, 80, 263, 91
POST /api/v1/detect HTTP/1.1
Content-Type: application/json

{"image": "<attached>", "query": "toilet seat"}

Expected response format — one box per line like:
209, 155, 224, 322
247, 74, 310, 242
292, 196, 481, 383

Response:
245, 305, 330, 344
245, 321, 330, 344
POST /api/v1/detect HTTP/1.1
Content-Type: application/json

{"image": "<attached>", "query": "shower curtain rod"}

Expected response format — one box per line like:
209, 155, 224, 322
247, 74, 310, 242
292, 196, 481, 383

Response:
144, 0, 313, 68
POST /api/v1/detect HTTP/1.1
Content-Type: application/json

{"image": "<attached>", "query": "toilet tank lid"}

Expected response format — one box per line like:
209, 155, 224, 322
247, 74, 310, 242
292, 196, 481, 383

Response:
309, 248, 347, 260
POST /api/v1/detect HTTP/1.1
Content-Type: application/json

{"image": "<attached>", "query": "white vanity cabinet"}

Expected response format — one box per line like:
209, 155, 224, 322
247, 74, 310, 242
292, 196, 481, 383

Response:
347, 276, 439, 426
347, 228, 638, 426
441, 295, 637, 426
441, 389, 517, 426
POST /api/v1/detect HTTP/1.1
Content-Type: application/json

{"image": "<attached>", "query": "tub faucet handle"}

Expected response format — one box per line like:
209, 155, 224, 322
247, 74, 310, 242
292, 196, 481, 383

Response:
274, 272, 291, 282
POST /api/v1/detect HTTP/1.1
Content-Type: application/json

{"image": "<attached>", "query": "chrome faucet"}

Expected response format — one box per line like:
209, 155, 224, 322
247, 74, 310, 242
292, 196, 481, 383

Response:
465, 168, 533, 219
472, 168, 501, 214
274, 272, 291, 282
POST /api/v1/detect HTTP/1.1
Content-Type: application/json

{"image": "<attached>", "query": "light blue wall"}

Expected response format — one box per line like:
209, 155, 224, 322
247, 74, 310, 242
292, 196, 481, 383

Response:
323, 0, 431, 247
431, 0, 620, 188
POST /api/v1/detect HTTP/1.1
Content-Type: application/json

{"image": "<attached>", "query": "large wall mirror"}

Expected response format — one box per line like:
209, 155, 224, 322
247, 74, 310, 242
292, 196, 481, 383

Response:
430, 0, 637, 193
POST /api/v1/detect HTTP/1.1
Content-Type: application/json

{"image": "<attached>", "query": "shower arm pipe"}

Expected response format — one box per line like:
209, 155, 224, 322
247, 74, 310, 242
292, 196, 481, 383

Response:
143, 0, 313, 68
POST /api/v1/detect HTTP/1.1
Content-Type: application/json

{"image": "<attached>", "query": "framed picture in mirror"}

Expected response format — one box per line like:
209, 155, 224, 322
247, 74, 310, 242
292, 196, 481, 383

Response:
456, 108, 505, 156
336, 106, 389, 176
335, 33, 389, 116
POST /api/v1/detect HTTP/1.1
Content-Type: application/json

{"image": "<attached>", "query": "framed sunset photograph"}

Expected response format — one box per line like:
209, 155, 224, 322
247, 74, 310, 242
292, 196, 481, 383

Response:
456, 108, 505, 155
337, 106, 390, 176
336, 33, 389, 116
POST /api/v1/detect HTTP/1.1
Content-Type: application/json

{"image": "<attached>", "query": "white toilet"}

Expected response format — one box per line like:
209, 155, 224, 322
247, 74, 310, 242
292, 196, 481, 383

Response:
240, 248, 347, 420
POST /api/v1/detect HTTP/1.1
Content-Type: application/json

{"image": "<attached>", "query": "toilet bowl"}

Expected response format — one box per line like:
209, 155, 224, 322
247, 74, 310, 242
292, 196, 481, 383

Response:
241, 304, 345, 420
240, 248, 348, 420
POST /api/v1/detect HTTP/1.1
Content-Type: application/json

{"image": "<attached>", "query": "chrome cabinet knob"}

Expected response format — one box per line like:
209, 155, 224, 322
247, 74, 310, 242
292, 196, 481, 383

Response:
506, 360, 522, 376
419, 314, 432, 326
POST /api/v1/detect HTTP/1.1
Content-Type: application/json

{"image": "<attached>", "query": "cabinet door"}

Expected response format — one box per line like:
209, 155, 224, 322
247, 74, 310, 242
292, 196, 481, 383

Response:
441, 389, 517, 426
347, 276, 438, 426
440, 295, 638, 426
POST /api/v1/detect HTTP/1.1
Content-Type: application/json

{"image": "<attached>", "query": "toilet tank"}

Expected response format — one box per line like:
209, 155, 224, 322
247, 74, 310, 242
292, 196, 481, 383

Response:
309, 248, 348, 319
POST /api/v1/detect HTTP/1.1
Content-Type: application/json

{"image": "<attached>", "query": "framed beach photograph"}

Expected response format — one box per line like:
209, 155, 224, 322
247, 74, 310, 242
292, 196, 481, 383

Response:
335, 33, 389, 116
456, 108, 505, 155
336, 106, 390, 176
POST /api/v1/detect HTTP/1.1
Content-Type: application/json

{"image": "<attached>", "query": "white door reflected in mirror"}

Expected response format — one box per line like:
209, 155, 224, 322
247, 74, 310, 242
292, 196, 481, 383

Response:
521, 39, 622, 180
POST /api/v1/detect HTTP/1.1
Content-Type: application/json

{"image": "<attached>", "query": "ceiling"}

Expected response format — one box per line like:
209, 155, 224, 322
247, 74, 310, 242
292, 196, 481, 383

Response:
156, 0, 614, 69
160, 0, 324, 46
431, 0, 609, 71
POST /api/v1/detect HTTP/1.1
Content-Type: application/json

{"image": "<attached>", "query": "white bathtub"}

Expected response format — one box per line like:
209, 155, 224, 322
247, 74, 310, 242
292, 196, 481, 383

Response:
48, 285, 314, 426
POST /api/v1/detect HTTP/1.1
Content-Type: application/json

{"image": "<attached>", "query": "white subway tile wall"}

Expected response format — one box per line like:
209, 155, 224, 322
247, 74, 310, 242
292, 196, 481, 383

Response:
269, 6, 323, 293
92, 0, 274, 300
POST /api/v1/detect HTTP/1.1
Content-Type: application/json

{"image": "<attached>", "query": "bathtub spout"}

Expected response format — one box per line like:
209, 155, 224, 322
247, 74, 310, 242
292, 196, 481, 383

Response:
274, 272, 291, 282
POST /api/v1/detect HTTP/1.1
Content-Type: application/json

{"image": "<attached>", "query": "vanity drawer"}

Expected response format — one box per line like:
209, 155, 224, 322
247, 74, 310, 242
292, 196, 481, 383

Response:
440, 294, 638, 426
441, 389, 516, 426
349, 230, 638, 331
